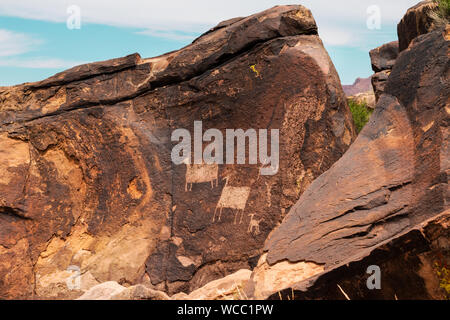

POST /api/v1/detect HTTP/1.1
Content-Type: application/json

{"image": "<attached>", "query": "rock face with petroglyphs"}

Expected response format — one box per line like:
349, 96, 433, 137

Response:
0, 5, 355, 299
247, 21, 449, 300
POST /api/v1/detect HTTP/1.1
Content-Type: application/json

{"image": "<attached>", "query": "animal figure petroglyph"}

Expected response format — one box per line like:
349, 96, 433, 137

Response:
213, 176, 250, 224
247, 213, 262, 235
183, 158, 219, 192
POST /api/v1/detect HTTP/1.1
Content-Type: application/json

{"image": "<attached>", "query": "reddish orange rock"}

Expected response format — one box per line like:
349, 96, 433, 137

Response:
0, 5, 355, 299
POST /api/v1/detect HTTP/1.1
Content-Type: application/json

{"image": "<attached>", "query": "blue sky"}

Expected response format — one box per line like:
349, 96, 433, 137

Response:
0, 0, 419, 86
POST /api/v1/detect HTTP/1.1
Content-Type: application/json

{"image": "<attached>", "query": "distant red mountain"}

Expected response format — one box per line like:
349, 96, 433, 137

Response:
342, 77, 373, 96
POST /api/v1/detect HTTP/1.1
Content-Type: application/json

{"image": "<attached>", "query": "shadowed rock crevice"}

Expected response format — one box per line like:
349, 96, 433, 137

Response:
0, 206, 32, 221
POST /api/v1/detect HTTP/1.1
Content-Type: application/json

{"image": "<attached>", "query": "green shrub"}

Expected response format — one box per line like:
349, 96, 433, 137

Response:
435, 262, 450, 300
348, 99, 373, 134
436, 0, 450, 18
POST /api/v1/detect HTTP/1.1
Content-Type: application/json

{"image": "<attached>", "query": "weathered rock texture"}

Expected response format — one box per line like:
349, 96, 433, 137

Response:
370, 41, 399, 102
370, 41, 399, 73
0, 5, 355, 299
270, 212, 450, 300
249, 25, 449, 299
397, 0, 438, 52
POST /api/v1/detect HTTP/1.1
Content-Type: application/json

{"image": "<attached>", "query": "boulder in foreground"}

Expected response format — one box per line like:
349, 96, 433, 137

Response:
249, 25, 449, 299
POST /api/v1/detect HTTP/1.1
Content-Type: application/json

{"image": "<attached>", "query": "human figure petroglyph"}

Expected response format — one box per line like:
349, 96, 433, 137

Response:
213, 175, 250, 224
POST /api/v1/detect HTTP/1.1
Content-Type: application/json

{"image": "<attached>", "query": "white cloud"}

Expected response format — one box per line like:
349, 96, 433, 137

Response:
0, 0, 421, 33
0, 57, 86, 69
0, 0, 422, 73
136, 29, 198, 42
0, 28, 85, 69
0, 29, 41, 57
319, 27, 357, 46
0, 1, 421, 48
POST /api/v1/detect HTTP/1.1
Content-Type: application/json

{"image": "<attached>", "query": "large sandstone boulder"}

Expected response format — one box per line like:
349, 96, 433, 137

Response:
397, 1, 438, 52
369, 41, 399, 73
371, 70, 391, 103
369, 41, 399, 102
0, 5, 355, 299
76, 282, 128, 300
172, 269, 252, 300
269, 213, 450, 300
77, 282, 171, 300
249, 25, 449, 299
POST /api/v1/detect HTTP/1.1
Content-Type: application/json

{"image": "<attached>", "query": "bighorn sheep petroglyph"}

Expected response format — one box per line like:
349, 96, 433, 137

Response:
213, 175, 251, 224
183, 158, 219, 192
248, 213, 262, 235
